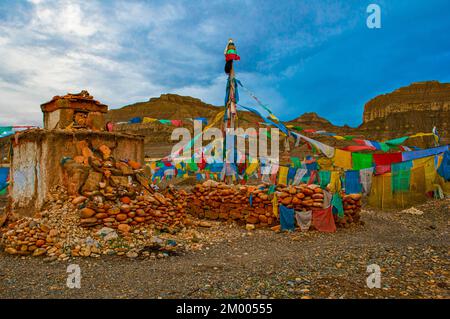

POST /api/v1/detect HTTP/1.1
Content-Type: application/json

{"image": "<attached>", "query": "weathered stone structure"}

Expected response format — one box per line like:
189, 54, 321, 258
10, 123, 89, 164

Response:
41, 90, 108, 131
10, 92, 144, 216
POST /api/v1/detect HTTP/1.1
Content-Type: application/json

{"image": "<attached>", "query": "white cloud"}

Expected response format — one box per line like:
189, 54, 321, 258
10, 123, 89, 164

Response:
0, 0, 353, 126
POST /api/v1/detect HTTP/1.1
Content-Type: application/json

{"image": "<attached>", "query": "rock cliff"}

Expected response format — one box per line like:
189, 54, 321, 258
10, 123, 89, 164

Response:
360, 81, 450, 144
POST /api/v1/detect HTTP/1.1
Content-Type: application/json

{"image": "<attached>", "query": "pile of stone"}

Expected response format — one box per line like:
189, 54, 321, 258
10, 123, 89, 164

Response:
2, 219, 55, 257
62, 141, 186, 232
0, 187, 203, 259
187, 181, 326, 228
337, 193, 363, 227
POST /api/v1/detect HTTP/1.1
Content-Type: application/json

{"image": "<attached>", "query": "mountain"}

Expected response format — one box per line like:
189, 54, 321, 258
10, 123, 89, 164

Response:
107, 81, 450, 158
289, 112, 336, 130
358, 81, 450, 144
105, 94, 261, 157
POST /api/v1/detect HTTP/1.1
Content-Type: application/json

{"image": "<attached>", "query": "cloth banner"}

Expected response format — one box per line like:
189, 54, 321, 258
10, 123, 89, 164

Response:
322, 190, 332, 208
345, 170, 362, 194
360, 167, 374, 195
0, 126, 14, 138
333, 149, 352, 169
329, 171, 342, 193
312, 206, 336, 233
318, 170, 331, 188
331, 193, 344, 218
352, 153, 374, 170
293, 169, 308, 185
291, 132, 335, 158
402, 145, 449, 161
280, 205, 295, 231
0, 167, 9, 191
391, 161, 413, 193
437, 150, 450, 181
295, 210, 312, 231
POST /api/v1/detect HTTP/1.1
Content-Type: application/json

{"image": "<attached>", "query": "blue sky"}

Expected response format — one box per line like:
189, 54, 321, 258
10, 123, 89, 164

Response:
0, 0, 449, 127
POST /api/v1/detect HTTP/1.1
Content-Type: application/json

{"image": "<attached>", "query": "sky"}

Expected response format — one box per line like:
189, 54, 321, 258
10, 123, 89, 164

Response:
0, 0, 449, 127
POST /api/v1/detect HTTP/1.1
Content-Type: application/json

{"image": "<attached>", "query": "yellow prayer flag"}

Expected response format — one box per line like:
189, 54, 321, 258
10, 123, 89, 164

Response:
143, 117, 158, 123
278, 166, 289, 185
329, 171, 342, 193
245, 161, 259, 176
272, 194, 279, 218
204, 111, 225, 131
333, 149, 352, 169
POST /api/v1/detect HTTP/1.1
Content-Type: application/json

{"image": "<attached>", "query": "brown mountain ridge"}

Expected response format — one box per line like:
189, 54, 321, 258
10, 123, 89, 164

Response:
106, 81, 450, 158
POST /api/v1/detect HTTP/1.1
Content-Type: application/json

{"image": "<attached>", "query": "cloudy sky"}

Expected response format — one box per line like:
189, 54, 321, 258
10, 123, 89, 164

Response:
1, 0, 449, 127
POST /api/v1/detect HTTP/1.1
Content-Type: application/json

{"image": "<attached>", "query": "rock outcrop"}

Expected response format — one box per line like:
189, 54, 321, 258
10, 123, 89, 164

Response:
360, 81, 450, 144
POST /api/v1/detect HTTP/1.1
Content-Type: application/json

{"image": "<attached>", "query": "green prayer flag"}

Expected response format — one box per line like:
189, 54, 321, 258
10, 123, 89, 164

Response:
318, 170, 331, 188
379, 142, 390, 152
188, 161, 199, 171
352, 153, 374, 170
290, 157, 301, 168
0, 126, 13, 133
0, 126, 13, 137
156, 161, 164, 168
331, 193, 344, 218
391, 161, 412, 192
385, 136, 409, 146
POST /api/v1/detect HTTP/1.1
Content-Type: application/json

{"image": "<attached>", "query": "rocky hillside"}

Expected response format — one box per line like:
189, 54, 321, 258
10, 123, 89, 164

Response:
105, 94, 261, 157
359, 81, 450, 143
107, 81, 450, 158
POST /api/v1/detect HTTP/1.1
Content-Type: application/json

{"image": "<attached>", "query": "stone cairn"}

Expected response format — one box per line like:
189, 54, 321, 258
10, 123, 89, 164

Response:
341, 193, 363, 227
63, 141, 186, 232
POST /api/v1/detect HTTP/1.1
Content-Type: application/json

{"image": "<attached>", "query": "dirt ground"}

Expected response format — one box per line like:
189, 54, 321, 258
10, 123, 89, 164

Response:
0, 198, 449, 299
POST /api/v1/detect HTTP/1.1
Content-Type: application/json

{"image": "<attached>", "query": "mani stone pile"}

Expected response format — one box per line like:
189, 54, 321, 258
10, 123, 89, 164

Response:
1, 142, 189, 259
340, 193, 363, 227
62, 141, 186, 232
0, 187, 191, 260
187, 181, 362, 229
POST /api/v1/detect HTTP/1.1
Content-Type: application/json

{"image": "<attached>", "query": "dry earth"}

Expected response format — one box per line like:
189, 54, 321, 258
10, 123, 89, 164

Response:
0, 198, 449, 299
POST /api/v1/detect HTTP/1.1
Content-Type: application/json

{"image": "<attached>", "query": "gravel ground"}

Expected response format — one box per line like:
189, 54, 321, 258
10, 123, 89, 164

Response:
0, 199, 449, 299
